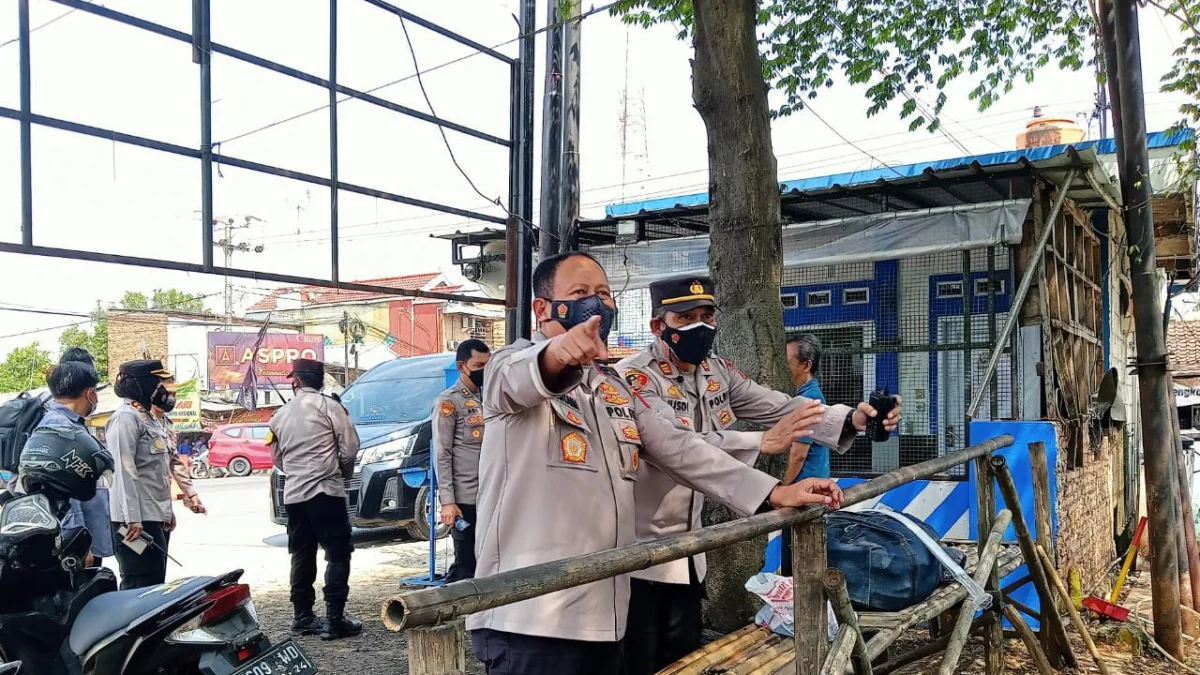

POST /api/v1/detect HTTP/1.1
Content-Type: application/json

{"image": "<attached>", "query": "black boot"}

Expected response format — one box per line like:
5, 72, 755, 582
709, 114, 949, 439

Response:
290, 606, 325, 636
321, 603, 363, 641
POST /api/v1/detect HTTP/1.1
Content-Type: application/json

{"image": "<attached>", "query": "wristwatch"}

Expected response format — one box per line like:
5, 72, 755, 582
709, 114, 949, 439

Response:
843, 410, 858, 434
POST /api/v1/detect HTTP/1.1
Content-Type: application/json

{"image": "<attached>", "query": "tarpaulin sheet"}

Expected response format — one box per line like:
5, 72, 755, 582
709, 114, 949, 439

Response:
589, 199, 1030, 290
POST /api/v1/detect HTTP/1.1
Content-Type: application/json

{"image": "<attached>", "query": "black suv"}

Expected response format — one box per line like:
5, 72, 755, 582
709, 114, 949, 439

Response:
268, 353, 455, 541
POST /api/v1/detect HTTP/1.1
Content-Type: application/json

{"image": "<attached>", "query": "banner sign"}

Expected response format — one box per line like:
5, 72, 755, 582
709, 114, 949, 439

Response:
207, 332, 325, 390
166, 379, 202, 432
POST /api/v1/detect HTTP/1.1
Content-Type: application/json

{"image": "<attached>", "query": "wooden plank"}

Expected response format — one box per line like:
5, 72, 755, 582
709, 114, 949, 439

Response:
1153, 194, 1187, 224
1049, 319, 1102, 346
793, 518, 827, 674
1035, 185, 1057, 420
1037, 546, 1111, 675
1156, 234, 1194, 258
936, 510, 1013, 675
408, 619, 467, 675
821, 627, 856, 675
974, 455, 1003, 675
823, 569, 874, 675
1028, 440, 1062, 666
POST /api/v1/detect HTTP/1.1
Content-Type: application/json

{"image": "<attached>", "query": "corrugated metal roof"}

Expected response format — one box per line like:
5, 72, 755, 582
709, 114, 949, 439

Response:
604, 129, 1191, 218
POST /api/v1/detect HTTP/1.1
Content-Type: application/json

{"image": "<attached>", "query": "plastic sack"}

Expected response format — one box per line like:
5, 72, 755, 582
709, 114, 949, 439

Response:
745, 573, 839, 640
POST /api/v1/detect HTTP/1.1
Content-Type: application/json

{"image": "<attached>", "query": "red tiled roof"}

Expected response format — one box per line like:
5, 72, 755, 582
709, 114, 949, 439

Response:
246, 273, 443, 312
1169, 319, 1200, 372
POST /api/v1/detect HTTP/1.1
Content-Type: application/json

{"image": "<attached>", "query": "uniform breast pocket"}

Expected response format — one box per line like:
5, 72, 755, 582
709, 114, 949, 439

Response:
610, 419, 642, 481
146, 428, 171, 455
547, 407, 598, 472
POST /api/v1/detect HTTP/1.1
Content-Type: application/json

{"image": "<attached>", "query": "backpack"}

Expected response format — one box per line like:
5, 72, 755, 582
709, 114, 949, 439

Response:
826, 510, 966, 612
0, 392, 46, 473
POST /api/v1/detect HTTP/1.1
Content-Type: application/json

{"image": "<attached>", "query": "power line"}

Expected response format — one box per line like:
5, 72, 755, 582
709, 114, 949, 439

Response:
0, 290, 227, 341
0, 6, 79, 50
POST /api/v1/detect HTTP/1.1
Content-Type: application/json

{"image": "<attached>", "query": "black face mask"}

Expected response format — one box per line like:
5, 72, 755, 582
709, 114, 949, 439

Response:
662, 322, 717, 365
545, 295, 616, 343
468, 369, 484, 389
152, 385, 177, 413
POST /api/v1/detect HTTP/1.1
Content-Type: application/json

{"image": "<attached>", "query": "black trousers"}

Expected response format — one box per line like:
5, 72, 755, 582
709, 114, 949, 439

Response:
286, 493, 354, 613
622, 573, 705, 675
446, 503, 477, 583
471, 629, 622, 675
111, 521, 170, 591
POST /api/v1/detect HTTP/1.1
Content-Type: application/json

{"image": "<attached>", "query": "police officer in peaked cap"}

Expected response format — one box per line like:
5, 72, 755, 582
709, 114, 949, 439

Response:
616, 274, 902, 675
268, 358, 363, 640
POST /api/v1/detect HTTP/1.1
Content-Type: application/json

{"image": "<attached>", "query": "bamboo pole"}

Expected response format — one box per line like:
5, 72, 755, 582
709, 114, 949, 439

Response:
727, 637, 789, 675
385, 435, 1014, 630
1037, 545, 1112, 675
794, 519, 828, 674
407, 619, 466, 675
1002, 605, 1054, 675
974, 453, 1004, 674
659, 626, 768, 675
989, 455, 1078, 668
823, 568, 873, 675
873, 617, 990, 675
935, 509, 1013, 675
821, 626, 855, 675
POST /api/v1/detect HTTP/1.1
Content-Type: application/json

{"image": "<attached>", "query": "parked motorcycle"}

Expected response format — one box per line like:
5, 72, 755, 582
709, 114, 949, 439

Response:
189, 450, 226, 480
0, 490, 316, 675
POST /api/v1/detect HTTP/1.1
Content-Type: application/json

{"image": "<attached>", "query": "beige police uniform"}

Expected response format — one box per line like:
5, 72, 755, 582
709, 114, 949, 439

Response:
432, 380, 484, 506
616, 341, 856, 585
468, 334, 781, 643
269, 387, 359, 505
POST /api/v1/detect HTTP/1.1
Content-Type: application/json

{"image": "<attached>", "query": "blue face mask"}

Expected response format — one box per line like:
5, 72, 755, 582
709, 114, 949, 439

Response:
545, 295, 616, 343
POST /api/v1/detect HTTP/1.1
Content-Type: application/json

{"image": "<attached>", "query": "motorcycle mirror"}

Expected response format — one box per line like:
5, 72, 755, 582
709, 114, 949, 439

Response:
0, 661, 22, 675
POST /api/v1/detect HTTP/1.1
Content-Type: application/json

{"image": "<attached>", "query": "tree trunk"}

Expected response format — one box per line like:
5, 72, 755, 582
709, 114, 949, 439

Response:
691, 0, 791, 632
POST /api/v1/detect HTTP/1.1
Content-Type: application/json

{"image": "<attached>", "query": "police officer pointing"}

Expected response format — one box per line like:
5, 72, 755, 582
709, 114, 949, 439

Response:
433, 338, 491, 582
268, 358, 363, 641
617, 275, 903, 675
469, 252, 845, 675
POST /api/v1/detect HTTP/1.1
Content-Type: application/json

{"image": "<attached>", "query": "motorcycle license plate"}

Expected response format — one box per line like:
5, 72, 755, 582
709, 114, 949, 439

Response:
233, 639, 317, 675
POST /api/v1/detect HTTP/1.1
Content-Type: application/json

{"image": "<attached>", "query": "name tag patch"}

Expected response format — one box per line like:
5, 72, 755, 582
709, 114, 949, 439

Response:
606, 405, 635, 421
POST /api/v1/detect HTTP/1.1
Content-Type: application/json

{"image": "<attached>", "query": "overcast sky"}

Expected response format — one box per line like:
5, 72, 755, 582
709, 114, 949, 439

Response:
0, 0, 1193, 359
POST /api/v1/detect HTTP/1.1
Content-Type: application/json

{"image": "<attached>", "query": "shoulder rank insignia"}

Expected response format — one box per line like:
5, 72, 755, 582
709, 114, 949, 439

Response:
658, 361, 674, 377
677, 416, 691, 428
604, 393, 631, 406
599, 382, 619, 396
464, 399, 479, 409
467, 414, 484, 425
630, 448, 640, 471
706, 379, 721, 393
561, 432, 588, 463
721, 358, 749, 380
620, 425, 641, 442
471, 428, 482, 439
667, 384, 684, 399
718, 409, 733, 426
439, 400, 455, 417
564, 410, 584, 426
624, 369, 650, 393
460, 388, 471, 396
700, 359, 712, 373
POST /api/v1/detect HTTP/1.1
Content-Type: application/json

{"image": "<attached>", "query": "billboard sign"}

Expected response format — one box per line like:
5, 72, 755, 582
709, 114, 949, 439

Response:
207, 333, 325, 390
166, 379, 202, 432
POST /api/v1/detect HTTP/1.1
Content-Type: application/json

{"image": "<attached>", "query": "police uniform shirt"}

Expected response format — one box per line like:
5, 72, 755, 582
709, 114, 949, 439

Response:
468, 334, 781, 643
107, 402, 196, 525
432, 379, 485, 506
269, 387, 360, 505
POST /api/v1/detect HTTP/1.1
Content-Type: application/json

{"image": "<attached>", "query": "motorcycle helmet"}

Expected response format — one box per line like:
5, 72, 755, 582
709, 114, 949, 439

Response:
18, 426, 113, 502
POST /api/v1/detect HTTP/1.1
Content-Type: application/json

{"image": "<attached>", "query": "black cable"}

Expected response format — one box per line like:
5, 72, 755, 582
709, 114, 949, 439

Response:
0, 7, 79, 49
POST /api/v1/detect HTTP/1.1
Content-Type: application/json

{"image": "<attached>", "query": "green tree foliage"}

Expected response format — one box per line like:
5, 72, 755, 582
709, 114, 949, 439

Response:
58, 302, 109, 379
148, 288, 209, 313
1151, 0, 1200, 182
120, 291, 148, 310
0, 342, 54, 393
614, 0, 1091, 131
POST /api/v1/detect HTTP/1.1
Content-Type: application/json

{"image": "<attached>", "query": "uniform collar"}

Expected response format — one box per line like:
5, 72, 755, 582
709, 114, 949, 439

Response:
457, 375, 479, 398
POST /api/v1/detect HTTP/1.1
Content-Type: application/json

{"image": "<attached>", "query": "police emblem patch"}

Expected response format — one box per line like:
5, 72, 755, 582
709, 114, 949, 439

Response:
561, 432, 588, 463
565, 410, 584, 426
718, 409, 733, 426
671, 333, 680, 343
153, 438, 166, 450
439, 401, 455, 417
706, 380, 721, 393
464, 399, 479, 408
624, 369, 650, 392
557, 303, 568, 319
667, 384, 684, 399
690, 281, 704, 294
620, 426, 641, 442
471, 428, 481, 439
599, 382, 619, 395
604, 393, 630, 406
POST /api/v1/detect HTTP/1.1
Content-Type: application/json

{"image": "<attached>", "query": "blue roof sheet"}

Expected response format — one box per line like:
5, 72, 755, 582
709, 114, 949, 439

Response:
604, 129, 1192, 218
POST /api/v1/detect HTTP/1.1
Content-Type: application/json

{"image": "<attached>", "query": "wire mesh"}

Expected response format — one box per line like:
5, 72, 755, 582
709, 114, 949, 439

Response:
605, 246, 1020, 479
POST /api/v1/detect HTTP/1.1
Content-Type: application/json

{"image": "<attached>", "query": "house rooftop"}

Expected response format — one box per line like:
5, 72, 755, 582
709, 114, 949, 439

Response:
246, 272, 445, 312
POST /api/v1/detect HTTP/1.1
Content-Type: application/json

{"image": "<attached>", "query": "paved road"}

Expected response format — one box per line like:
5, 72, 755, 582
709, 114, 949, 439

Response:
141, 475, 448, 592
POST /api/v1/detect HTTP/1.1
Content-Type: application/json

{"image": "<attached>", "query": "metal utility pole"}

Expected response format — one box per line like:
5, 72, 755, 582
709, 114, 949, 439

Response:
1108, 0, 1185, 657
507, 0, 537, 342
538, 1, 564, 256
212, 215, 265, 328
558, 2, 582, 252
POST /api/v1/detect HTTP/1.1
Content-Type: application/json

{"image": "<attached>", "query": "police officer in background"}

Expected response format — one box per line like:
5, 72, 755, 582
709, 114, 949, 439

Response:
268, 358, 363, 641
617, 275, 902, 675
433, 338, 491, 582
469, 252, 847, 675
107, 359, 205, 590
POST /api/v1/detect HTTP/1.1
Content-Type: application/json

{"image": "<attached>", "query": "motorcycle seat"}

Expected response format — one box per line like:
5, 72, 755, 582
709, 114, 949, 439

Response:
68, 575, 216, 656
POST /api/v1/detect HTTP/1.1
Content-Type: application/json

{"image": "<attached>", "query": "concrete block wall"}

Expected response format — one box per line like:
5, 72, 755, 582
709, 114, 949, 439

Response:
1055, 425, 1119, 590
106, 312, 169, 382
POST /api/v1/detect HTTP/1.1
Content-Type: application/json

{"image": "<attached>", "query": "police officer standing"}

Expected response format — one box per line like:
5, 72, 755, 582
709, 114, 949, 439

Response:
433, 338, 491, 582
616, 275, 903, 675
108, 359, 205, 590
469, 252, 847, 675
268, 358, 363, 641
